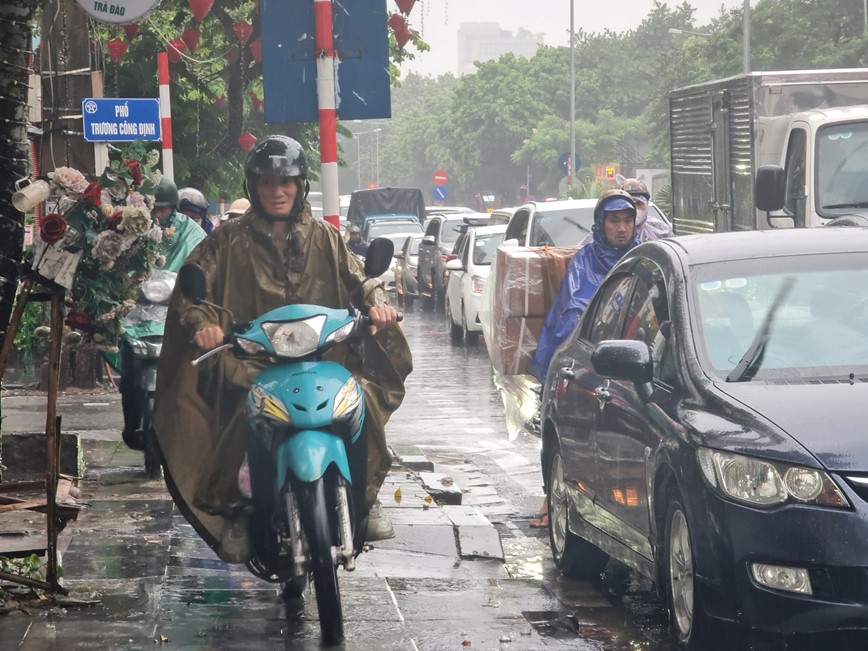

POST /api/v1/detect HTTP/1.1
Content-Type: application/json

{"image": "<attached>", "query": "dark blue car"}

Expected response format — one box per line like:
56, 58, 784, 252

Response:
540, 228, 868, 648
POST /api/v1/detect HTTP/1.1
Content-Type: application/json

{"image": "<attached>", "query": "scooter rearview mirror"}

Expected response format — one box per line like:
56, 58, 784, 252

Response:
179, 264, 207, 304
364, 238, 394, 279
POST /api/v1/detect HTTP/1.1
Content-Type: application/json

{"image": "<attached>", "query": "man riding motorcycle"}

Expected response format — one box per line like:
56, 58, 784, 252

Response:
153, 135, 411, 564
119, 178, 205, 453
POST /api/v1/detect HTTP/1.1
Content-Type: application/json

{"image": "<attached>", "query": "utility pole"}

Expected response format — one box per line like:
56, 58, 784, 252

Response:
743, 0, 751, 74
569, 0, 576, 191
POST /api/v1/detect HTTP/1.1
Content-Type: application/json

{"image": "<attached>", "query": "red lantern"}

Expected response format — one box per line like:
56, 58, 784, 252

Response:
395, 0, 416, 14
225, 46, 240, 65
187, 0, 214, 22
123, 23, 139, 40
182, 27, 201, 52
107, 38, 127, 63
238, 131, 257, 154
249, 38, 262, 63
167, 38, 187, 63
388, 13, 406, 32
214, 94, 226, 108
395, 25, 412, 49
233, 20, 253, 45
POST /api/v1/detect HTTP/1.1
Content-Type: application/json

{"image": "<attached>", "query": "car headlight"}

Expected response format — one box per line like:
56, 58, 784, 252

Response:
333, 376, 362, 421
325, 320, 355, 345
262, 315, 326, 357
697, 448, 848, 508
471, 275, 486, 294
247, 385, 291, 424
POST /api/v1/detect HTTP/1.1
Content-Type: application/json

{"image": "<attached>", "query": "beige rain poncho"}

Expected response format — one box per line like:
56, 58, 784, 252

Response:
153, 204, 412, 551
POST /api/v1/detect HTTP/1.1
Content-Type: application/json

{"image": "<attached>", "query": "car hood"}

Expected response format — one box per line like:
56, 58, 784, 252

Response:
716, 381, 868, 471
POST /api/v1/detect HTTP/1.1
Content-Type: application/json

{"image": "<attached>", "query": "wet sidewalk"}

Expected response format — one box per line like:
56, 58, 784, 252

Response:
0, 390, 572, 650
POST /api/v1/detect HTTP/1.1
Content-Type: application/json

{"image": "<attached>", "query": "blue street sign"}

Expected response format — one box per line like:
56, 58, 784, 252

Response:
433, 186, 448, 201
82, 98, 161, 142
558, 152, 582, 175
261, 0, 391, 122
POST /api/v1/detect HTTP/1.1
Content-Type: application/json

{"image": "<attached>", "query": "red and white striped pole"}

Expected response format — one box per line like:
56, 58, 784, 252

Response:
314, 0, 339, 229
157, 52, 174, 182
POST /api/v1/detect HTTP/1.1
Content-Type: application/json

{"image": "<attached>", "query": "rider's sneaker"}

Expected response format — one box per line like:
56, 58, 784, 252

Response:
217, 514, 252, 564
365, 500, 395, 541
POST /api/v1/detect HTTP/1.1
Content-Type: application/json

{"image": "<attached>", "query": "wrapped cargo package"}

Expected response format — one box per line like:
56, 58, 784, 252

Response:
484, 245, 580, 376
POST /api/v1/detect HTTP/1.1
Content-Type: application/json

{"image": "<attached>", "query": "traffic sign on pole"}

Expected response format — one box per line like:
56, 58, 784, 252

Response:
82, 98, 161, 142
433, 169, 448, 186
433, 186, 448, 201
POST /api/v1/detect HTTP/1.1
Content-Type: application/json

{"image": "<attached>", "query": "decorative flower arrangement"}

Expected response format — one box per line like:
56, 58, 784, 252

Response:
31, 141, 170, 351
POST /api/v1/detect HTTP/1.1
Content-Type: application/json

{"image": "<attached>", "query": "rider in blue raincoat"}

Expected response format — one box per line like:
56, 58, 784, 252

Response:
528, 190, 639, 383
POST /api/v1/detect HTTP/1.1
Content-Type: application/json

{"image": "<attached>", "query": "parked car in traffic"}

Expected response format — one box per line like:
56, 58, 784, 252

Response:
394, 234, 423, 308
487, 207, 518, 226
445, 224, 507, 344
504, 199, 596, 247
363, 217, 424, 242
541, 228, 868, 648
373, 232, 421, 295
417, 213, 489, 311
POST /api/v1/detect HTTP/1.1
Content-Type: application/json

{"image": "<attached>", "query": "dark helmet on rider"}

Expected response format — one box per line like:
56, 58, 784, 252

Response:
153, 177, 179, 210
244, 135, 310, 221
348, 225, 361, 235
178, 187, 209, 218
619, 178, 650, 201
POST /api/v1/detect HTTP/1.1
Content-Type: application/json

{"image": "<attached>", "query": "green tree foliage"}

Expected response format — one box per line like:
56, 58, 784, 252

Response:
378, 0, 868, 204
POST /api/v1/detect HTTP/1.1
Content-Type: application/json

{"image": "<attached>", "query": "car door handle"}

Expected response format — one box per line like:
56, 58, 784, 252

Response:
560, 357, 576, 379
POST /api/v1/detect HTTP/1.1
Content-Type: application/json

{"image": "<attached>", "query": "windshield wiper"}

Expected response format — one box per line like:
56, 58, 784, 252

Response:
822, 202, 868, 209
565, 217, 590, 232
725, 277, 796, 383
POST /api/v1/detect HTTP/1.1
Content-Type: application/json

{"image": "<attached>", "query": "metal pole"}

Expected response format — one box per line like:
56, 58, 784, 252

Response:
743, 0, 750, 74
569, 0, 576, 191
157, 53, 174, 182
864, 0, 867, 35
314, 0, 340, 228
375, 129, 380, 187
356, 136, 361, 190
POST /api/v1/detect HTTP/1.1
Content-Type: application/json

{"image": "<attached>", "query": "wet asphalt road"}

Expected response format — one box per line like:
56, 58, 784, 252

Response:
0, 304, 681, 651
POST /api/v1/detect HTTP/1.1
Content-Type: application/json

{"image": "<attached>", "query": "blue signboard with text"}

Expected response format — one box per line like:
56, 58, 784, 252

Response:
82, 98, 161, 142
260, 0, 391, 123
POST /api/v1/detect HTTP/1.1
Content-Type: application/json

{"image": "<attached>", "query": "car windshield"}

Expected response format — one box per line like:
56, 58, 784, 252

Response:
529, 208, 594, 246
473, 233, 505, 265
367, 222, 423, 239
692, 253, 868, 381
817, 122, 868, 216
441, 221, 464, 244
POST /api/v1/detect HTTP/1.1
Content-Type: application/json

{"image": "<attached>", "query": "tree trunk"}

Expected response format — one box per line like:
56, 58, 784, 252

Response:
0, 1, 37, 363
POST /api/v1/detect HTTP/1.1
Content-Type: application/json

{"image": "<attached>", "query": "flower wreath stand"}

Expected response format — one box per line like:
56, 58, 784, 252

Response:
0, 270, 82, 596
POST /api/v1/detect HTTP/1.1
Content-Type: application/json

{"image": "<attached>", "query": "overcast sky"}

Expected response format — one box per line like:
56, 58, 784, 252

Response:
400, 0, 748, 77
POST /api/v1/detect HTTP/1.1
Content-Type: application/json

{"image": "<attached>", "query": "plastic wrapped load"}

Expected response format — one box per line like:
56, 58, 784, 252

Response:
481, 245, 580, 376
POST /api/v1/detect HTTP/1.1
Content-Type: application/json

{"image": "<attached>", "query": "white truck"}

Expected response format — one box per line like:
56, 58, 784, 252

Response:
669, 68, 868, 233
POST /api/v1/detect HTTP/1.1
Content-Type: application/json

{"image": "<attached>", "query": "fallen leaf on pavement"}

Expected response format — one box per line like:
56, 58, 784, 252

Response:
394, 487, 402, 503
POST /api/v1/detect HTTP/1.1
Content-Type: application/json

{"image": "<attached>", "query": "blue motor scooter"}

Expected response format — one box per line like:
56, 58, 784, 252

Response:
178, 239, 398, 647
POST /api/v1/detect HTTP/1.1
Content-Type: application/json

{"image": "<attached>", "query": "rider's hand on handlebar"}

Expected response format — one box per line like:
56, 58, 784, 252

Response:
194, 325, 226, 351
368, 305, 398, 336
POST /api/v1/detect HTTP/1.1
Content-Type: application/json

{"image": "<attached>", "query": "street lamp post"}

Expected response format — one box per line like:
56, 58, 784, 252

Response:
569, 0, 575, 191
352, 127, 382, 190
743, 0, 751, 74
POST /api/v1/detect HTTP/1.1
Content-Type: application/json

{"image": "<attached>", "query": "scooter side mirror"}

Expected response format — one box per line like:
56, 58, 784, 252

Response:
179, 264, 207, 304
364, 238, 394, 278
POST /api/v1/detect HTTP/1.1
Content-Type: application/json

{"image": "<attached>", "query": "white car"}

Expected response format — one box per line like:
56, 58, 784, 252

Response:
374, 232, 422, 294
445, 224, 508, 344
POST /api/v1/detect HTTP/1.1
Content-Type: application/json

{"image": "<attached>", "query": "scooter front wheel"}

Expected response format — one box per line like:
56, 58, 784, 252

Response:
297, 478, 344, 646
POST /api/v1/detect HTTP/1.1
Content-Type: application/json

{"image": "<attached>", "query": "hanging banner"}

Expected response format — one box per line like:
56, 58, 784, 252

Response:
75, 0, 162, 25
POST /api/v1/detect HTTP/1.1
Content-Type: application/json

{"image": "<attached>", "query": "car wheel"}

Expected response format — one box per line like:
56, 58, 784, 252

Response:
445, 299, 462, 342
462, 305, 479, 345
664, 495, 718, 649
547, 444, 609, 578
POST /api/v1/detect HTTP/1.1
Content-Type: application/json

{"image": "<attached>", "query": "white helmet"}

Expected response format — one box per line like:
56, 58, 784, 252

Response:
178, 187, 209, 214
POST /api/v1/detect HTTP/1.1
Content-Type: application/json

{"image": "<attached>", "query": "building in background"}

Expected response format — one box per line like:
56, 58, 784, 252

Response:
457, 23, 543, 75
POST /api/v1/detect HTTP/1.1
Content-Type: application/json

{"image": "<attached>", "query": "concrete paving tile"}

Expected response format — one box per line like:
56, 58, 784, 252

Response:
369, 523, 457, 557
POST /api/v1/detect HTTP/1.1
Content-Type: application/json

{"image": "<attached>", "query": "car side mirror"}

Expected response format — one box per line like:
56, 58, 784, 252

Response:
445, 259, 463, 271
393, 252, 405, 260
364, 238, 394, 278
179, 264, 206, 304
422, 235, 436, 246
755, 165, 785, 212
591, 340, 654, 403
502, 238, 519, 248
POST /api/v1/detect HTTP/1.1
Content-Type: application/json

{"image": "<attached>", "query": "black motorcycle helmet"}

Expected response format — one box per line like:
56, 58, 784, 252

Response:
153, 177, 179, 210
244, 135, 310, 222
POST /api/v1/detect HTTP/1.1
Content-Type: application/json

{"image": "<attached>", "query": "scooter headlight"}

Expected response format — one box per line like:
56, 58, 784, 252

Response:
262, 315, 326, 357
248, 385, 291, 424
332, 377, 362, 421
